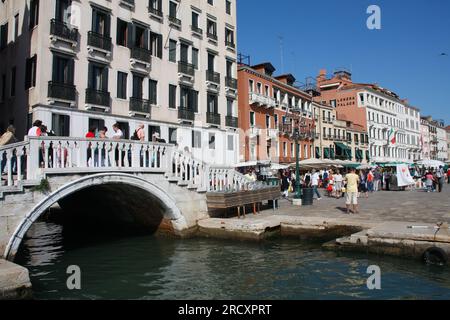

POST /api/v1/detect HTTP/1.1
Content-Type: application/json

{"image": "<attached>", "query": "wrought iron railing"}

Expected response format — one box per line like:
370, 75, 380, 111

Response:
48, 81, 76, 101
50, 19, 78, 42
85, 88, 110, 107
87, 31, 112, 51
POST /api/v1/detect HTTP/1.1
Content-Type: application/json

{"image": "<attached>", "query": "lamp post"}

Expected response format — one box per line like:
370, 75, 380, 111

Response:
283, 107, 307, 206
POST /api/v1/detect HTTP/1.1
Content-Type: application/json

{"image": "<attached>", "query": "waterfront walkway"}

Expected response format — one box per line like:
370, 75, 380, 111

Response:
278, 186, 450, 224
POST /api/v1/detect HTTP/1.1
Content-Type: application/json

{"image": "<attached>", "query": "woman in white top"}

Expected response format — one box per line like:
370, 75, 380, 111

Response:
333, 170, 343, 198
112, 123, 124, 140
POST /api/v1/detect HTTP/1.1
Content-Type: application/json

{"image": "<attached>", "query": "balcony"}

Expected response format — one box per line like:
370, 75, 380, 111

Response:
191, 25, 203, 36
87, 31, 112, 56
120, 0, 135, 8
178, 61, 195, 77
168, 15, 181, 28
207, 32, 218, 42
249, 92, 276, 109
225, 116, 238, 128
206, 70, 220, 91
129, 97, 151, 117
50, 19, 78, 46
249, 126, 261, 138
226, 41, 236, 49
178, 107, 195, 122
267, 128, 279, 139
48, 81, 76, 103
130, 47, 152, 71
206, 112, 221, 126
149, 7, 163, 19
85, 88, 110, 108
225, 77, 237, 89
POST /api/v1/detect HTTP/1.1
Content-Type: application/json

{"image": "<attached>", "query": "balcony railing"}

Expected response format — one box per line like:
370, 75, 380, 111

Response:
225, 116, 238, 128
50, 19, 78, 43
131, 46, 152, 64
48, 81, 76, 101
130, 97, 151, 114
225, 41, 235, 48
207, 112, 221, 126
168, 15, 181, 26
178, 107, 195, 121
207, 32, 218, 41
87, 31, 112, 52
191, 25, 203, 34
225, 77, 237, 89
178, 61, 195, 77
149, 7, 163, 17
206, 70, 220, 84
85, 88, 110, 107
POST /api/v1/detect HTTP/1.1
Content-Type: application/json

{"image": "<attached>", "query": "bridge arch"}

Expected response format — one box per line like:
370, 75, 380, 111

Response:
5, 173, 188, 260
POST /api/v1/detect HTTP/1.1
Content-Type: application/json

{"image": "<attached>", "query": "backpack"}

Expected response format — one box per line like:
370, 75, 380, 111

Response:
131, 130, 139, 141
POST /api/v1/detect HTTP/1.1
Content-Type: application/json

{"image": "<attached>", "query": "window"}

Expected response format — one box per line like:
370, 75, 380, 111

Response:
207, 19, 217, 37
283, 142, 287, 157
192, 11, 199, 29
225, 28, 234, 46
180, 86, 198, 112
169, 84, 177, 108
226, 60, 233, 78
0, 23, 8, 49
208, 0, 214, 5
248, 79, 254, 92
209, 133, 215, 149
52, 54, 74, 84
227, 99, 234, 116
207, 94, 218, 113
149, 79, 157, 105
150, 32, 162, 58
207, 52, 215, 71
192, 131, 201, 148
226, 0, 232, 15
192, 48, 199, 69
169, 1, 178, 19
14, 14, 19, 41
52, 114, 70, 137
168, 128, 177, 144
250, 111, 255, 127
88, 62, 108, 91
180, 42, 189, 63
274, 114, 278, 127
117, 72, 127, 99
29, 0, 39, 29
116, 19, 128, 46
91, 7, 110, 37
266, 115, 270, 128
132, 74, 144, 98
10, 67, 16, 97
169, 39, 177, 62
227, 135, 234, 151
150, 0, 162, 14
25, 55, 37, 89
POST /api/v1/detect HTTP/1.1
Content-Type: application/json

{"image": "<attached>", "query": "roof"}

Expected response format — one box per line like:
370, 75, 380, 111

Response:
250, 62, 276, 74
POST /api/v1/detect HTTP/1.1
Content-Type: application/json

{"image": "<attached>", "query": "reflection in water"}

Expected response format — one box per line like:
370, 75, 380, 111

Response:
15, 221, 450, 300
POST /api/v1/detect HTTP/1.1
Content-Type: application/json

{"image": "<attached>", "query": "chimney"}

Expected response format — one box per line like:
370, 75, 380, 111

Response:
317, 69, 327, 84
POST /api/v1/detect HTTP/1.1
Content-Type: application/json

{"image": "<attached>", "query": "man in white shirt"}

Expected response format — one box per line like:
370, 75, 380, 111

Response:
112, 123, 124, 140
311, 170, 322, 200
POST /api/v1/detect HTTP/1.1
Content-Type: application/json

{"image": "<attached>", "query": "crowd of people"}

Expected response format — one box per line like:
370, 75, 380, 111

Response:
274, 164, 449, 214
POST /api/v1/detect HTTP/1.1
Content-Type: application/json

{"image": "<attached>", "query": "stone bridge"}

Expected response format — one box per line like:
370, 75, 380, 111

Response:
0, 137, 259, 260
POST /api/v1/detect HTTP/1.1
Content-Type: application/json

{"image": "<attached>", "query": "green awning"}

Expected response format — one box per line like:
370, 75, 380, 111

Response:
345, 149, 352, 160
324, 148, 330, 159
330, 148, 335, 160
315, 147, 321, 159
334, 142, 350, 151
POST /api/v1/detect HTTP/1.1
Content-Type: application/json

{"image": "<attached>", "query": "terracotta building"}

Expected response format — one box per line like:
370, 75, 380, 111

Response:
237, 63, 315, 164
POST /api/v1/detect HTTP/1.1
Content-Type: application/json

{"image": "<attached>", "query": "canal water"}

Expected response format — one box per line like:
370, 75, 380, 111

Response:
15, 221, 450, 300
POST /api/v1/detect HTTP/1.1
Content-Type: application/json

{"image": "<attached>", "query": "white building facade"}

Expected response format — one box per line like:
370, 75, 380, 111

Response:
436, 121, 448, 162
0, 0, 239, 166
401, 105, 422, 162
360, 89, 412, 163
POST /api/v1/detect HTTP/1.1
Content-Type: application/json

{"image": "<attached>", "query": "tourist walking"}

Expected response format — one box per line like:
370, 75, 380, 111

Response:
333, 170, 343, 198
447, 167, 450, 184
281, 172, 290, 198
311, 170, 322, 200
384, 170, 391, 191
425, 171, 434, 192
436, 166, 445, 193
367, 170, 374, 193
344, 168, 360, 214
359, 171, 369, 198
373, 169, 381, 192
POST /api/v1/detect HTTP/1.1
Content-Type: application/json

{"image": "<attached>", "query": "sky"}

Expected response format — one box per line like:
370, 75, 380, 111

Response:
236, 0, 450, 124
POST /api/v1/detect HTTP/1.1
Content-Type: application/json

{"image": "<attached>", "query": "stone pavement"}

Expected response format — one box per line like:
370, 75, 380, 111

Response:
276, 184, 450, 224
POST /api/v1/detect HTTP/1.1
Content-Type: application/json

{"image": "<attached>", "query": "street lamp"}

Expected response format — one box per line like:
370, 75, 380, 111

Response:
282, 107, 307, 205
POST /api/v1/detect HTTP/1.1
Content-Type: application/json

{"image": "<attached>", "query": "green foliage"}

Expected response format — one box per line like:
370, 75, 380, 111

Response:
32, 179, 50, 193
